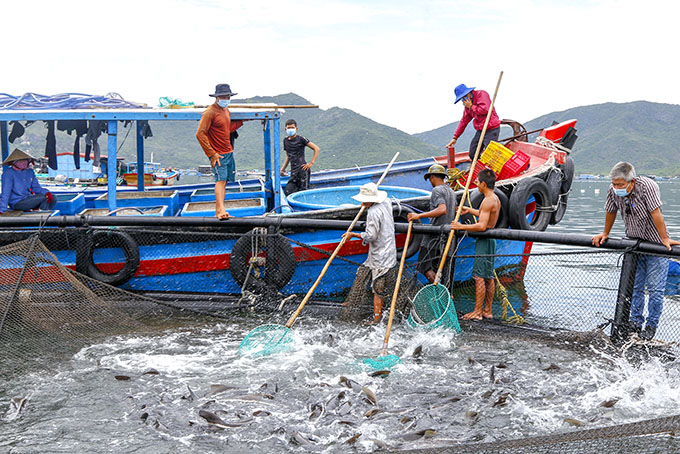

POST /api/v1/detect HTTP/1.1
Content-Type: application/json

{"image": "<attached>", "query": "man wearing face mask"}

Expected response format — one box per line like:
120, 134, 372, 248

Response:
280, 119, 320, 195
196, 83, 244, 219
0, 148, 56, 215
592, 162, 680, 340
445, 83, 500, 160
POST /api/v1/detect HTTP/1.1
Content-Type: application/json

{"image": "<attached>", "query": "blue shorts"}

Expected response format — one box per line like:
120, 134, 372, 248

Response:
213, 153, 235, 182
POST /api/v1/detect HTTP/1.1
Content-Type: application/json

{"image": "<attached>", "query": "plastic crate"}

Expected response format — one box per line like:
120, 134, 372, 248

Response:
480, 141, 514, 173
458, 160, 489, 189
497, 151, 530, 180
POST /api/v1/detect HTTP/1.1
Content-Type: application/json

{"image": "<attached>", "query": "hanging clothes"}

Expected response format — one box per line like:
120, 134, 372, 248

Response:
44, 121, 57, 170
85, 120, 106, 167
138, 120, 153, 139
57, 120, 88, 170
8, 121, 25, 143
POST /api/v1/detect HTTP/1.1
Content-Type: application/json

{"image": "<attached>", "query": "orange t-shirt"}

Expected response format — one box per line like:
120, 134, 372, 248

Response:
196, 103, 243, 157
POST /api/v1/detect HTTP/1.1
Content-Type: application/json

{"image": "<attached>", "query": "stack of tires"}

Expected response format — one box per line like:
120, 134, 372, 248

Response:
504, 156, 574, 232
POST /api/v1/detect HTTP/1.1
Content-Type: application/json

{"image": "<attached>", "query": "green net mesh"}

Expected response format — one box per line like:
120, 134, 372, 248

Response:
238, 323, 293, 357
408, 283, 461, 331
362, 353, 401, 370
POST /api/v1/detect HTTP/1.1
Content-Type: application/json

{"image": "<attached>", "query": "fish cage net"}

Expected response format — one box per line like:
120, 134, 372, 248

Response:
0, 236, 223, 378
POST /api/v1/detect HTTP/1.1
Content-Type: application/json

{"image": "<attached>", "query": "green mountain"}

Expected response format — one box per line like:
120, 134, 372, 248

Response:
415, 101, 680, 176
10, 98, 680, 176
10, 93, 439, 172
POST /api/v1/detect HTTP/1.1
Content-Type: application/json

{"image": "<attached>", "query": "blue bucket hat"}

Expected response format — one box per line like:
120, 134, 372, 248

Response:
209, 84, 238, 97
454, 83, 475, 104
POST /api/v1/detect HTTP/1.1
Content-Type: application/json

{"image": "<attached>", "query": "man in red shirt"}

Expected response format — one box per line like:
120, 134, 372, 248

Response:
196, 83, 244, 219
445, 83, 501, 160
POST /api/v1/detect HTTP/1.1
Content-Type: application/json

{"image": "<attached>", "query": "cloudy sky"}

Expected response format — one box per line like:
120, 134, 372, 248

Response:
3, 0, 676, 134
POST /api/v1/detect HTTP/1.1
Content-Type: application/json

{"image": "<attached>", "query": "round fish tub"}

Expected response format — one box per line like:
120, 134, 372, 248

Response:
287, 185, 430, 212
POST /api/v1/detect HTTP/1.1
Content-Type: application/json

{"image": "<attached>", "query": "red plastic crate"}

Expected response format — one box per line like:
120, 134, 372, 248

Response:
458, 160, 489, 189
497, 151, 530, 180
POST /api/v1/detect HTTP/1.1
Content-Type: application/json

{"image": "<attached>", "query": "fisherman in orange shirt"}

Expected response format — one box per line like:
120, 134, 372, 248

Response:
196, 83, 245, 219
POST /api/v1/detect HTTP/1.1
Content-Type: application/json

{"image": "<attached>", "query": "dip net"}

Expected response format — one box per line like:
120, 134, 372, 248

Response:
0, 236, 209, 377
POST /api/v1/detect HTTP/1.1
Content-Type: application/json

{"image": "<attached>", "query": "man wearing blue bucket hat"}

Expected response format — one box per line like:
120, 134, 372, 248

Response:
446, 83, 501, 160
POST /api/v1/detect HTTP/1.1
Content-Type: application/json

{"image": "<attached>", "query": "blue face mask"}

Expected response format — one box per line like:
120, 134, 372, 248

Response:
217, 99, 230, 108
285, 128, 296, 137
613, 186, 631, 197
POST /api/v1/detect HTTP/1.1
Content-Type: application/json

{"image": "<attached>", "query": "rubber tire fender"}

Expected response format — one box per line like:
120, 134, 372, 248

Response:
394, 205, 423, 261
469, 188, 510, 229
79, 230, 140, 286
229, 230, 296, 291
550, 156, 574, 225
508, 177, 552, 232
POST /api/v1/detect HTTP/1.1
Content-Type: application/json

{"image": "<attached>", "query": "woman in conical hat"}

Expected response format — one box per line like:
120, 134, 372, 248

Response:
0, 148, 56, 214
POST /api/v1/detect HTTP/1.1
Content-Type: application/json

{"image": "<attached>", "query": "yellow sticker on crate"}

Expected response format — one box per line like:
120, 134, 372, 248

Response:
480, 141, 515, 174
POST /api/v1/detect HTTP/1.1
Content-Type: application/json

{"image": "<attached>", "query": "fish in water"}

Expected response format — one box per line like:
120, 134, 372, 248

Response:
143, 369, 160, 375
489, 365, 495, 383
401, 429, 437, 441
253, 410, 271, 417
369, 370, 391, 378
599, 398, 619, 408
492, 393, 509, 407
207, 384, 240, 396
564, 418, 586, 427
198, 409, 252, 428
344, 433, 361, 445
412, 345, 423, 358
544, 364, 561, 372
339, 376, 362, 392
309, 402, 324, 421
290, 430, 316, 446
337, 400, 352, 416
4, 395, 29, 422
114, 375, 131, 381
364, 408, 383, 418
362, 386, 378, 406
182, 385, 197, 401
481, 390, 494, 399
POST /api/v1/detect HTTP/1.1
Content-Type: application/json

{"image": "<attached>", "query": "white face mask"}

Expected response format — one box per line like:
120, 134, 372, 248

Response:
217, 99, 231, 108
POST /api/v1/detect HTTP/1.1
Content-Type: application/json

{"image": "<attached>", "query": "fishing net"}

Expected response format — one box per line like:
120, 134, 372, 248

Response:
237, 323, 293, 357
339, 264, 420, 322
407, 283, 462, 331
362, 353, 401, 370
0, 236, 210, 378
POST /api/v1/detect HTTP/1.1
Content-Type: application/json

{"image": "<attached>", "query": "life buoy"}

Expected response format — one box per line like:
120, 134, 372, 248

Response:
394, 205, 423, 261
77, 230, 140, 286
468, 188, 510, 229
229, 230, 296, 291
508, 177, 552, 231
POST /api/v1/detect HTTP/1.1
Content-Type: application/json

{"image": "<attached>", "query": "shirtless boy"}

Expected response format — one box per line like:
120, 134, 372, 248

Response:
450, 168, 501, 320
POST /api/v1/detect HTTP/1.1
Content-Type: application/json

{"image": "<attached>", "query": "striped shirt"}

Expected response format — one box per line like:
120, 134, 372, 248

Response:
604, 176, 665, 243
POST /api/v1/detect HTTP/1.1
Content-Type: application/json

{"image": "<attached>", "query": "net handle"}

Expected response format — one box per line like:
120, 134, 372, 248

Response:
434, 70, 504, 285
380, 221, 412, 355
285, 152, 401, 328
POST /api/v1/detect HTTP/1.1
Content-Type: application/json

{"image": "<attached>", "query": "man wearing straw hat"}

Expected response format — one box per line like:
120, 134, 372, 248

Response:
0, 148, 56, 215
343, 183, 397, 324
445, 83, 500, 160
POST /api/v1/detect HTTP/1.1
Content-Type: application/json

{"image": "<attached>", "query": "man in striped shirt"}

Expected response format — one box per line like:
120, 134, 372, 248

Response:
592, 162, 680, 340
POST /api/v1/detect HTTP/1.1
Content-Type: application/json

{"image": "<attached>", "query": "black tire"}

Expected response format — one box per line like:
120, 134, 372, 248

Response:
508, 177, 552, 231
551, 192, 569, 224
469, 188, 510, 229
394, 205, 423, 261
560, 156, 575, 194
545, 168, 562, 207
80, 230, 140, 286
229, 230, 296, 291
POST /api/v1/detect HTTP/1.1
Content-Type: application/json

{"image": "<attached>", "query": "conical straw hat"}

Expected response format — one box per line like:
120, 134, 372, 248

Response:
2, 148, 34, 166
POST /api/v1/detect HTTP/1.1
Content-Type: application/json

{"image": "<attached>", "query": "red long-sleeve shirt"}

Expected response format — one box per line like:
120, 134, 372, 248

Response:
453, 90, 500, 139
196, 103, 243, 157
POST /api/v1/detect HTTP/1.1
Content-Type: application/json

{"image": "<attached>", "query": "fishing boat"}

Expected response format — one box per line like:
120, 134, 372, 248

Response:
121, 161, 180, 187
0, 102, 578, 309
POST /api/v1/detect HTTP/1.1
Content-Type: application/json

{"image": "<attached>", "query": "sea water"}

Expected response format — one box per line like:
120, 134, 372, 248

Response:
2, 180, 680, 453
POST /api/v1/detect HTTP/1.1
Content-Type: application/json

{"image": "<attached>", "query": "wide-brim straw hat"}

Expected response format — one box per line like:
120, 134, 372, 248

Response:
2, 148, 34, 166
352, 182, 387, 204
